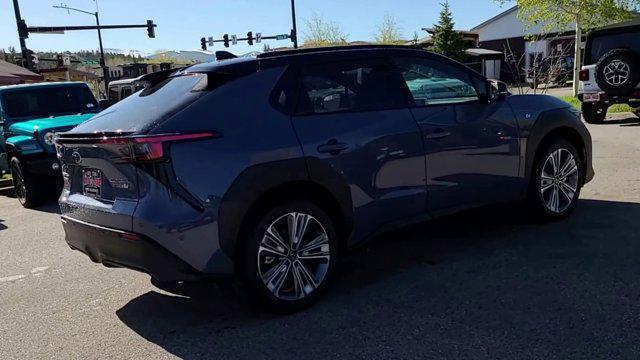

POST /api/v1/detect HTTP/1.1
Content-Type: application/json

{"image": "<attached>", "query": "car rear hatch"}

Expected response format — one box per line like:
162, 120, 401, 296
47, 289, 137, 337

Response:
56, 132, 141, 231
55, 72, 216, 231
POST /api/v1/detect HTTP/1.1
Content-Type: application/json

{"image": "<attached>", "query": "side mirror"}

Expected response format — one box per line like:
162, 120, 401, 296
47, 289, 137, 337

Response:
489, 80, 510, 102
98, 99, 110, 110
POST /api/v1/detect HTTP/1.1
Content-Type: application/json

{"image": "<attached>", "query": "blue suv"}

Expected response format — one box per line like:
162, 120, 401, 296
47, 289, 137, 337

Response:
56, 46, 594, 312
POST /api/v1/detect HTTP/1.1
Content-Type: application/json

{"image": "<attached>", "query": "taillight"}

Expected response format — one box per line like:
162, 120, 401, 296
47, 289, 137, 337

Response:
579, 69, 589, 81
99, 132, 217, 163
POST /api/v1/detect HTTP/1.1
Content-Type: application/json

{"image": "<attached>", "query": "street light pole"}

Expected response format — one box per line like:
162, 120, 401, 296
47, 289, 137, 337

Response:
290, 0, 298, 49
95, 12, 109, 96
53, 4, 109, 97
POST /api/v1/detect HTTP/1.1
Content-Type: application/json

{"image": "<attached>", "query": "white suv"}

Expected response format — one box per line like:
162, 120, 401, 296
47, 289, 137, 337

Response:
579, 21, 640, 123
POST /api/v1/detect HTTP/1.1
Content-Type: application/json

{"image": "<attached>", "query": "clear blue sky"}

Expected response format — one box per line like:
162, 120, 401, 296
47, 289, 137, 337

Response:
0, 0, 508, 55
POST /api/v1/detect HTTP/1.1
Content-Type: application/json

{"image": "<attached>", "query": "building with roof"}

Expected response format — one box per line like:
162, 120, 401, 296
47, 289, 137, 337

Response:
0, 60, 42, 85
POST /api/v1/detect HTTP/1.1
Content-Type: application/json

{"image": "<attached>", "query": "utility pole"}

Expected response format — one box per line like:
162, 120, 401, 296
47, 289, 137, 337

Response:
12, 0, 31, 69
53, 4, 109, 97
290, 0, 298, 49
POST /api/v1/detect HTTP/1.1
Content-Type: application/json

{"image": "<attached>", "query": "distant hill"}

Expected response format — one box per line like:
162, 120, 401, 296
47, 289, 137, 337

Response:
146, 50, 216, 63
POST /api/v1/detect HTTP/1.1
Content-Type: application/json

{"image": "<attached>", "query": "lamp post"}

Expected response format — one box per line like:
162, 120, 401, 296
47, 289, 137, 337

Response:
290, 0, 298, 49
53, 3, 109, 97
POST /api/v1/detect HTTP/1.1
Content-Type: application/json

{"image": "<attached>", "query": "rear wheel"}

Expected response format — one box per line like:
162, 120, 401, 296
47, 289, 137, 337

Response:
242, 201, 338, 313
10, 157, 45, 208
581, 102, 607, 124
528, 140, 583, 220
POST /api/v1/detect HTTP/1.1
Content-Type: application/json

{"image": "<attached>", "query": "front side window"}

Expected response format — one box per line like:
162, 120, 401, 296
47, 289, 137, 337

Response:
297, 60, 408, 115
395, 57, 479, 106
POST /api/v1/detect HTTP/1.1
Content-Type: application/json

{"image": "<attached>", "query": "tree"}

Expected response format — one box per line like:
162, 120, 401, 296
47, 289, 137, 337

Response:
302, 12, 348, 47
430, 1, 467, 61
498, 0, 640, 96
375, 13, 403, 44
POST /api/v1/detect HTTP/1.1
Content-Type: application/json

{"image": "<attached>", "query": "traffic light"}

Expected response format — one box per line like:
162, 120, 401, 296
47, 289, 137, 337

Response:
247, 32, 253, 46
146, 20, 155, 38
201, 37, 207, 51
56, 55, 63, 67
223, 34, 229, 48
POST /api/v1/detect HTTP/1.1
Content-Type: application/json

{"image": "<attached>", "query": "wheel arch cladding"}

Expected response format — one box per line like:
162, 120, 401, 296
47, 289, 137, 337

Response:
525, 108, 591, 190
219, 165, 354, 268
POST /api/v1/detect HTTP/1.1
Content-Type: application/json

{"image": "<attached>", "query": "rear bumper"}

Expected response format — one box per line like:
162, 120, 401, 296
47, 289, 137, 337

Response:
61, 215, 209, 282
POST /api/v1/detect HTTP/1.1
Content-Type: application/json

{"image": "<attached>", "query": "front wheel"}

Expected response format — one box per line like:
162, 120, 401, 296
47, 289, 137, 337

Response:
10, 157, 46, 208
242, 201, 338, 313
528, 140, 583, 220
581, 102, 607, 124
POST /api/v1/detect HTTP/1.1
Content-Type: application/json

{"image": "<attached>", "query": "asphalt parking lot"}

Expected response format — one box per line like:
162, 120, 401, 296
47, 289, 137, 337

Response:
1, 113, 640, 360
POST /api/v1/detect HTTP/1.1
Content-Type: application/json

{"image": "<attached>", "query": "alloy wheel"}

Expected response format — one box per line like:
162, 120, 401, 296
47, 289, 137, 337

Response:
540, 148, 579, 213
257, 212, 331, 301
603, 60, 630, 86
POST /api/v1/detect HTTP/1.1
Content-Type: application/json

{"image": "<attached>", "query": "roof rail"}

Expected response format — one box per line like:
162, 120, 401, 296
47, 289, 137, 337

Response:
257, 44, 424, 58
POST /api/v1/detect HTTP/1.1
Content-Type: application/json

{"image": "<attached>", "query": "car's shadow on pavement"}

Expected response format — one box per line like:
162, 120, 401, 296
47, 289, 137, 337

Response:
116, 199, 640, 359
1, 190, 60, 214
603, 114, 640, 127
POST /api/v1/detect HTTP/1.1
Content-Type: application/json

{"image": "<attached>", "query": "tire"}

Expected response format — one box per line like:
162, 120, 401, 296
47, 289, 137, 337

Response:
10, 157, 45, 208
242, 200, 339, 313
528, 139, 583, 220
581, 102, 607, 124
595, 48, 640, 96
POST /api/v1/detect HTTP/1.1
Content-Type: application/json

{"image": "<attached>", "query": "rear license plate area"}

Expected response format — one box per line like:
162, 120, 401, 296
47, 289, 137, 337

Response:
583, 93, 600, 102
82, 169, 103, 198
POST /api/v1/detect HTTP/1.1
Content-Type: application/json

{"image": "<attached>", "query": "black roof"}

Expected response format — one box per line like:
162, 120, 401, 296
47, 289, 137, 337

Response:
256, 44, 424, 58
589, 18, 640, 37
186, 45, 432, 73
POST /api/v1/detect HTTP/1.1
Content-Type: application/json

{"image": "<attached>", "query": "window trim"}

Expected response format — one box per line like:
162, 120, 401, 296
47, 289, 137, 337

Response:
292, 57, 414, 117
393, 55, 488, 108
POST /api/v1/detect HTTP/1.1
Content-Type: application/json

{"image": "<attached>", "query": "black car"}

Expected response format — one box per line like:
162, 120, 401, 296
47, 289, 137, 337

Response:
56, 45, 594, 312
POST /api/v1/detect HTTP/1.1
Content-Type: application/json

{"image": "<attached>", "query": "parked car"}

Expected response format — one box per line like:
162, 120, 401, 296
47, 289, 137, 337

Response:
106, 68, 185, 107
107, 77, 146, 105
527, 55, 573, 89
0, 82, 101, 207
579, 20, 640, 123
56, 45, 594, 312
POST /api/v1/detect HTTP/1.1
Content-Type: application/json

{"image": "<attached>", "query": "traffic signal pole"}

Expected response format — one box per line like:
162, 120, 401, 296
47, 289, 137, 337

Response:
12, 0, 31, 69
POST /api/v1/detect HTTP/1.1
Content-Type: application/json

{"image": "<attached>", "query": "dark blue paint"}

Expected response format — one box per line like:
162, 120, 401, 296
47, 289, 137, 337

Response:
57, 47, 593, 280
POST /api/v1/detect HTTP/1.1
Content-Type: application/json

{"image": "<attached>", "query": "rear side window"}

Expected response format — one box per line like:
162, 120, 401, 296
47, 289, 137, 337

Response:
296, 60, 409, 115
72, 73, 210, 133
587, 31, 640, 64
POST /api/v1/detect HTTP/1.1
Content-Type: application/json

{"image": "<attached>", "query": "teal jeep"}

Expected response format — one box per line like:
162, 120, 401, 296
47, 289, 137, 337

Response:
0, 82, 101, 207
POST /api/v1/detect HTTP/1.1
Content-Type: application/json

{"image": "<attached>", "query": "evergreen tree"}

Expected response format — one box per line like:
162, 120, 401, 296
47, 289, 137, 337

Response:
430, 1, 467, 61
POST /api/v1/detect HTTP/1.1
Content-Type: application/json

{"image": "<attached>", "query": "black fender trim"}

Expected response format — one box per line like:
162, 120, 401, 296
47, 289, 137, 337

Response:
217, 157, 354, 261
523, 108, 594, 193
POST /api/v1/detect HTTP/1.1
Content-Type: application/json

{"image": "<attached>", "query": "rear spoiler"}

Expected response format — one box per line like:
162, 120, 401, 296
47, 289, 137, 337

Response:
215, 51, 237, 61
137, 67, 186, 88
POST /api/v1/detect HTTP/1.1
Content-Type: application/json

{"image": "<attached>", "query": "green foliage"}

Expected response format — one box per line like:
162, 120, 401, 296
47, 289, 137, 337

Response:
558, 96, 634, 112
498, 0, 639, 32
430, 1, 467, 61
302, 12, 348, 47
374, 13, 404, 44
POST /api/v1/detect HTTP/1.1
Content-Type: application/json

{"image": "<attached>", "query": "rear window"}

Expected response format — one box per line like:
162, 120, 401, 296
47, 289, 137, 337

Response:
587, 31, 640, 64
71, 73, 211, 134
1, 85, 97, 118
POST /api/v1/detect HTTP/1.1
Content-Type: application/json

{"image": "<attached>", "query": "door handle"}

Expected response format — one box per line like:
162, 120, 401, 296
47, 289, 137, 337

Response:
317, 140, 349, 155
425, 129, 452, 140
